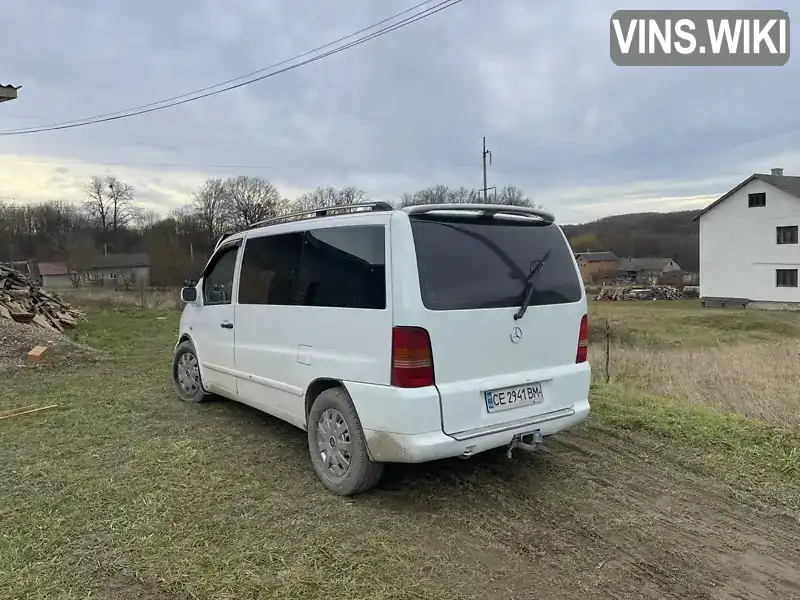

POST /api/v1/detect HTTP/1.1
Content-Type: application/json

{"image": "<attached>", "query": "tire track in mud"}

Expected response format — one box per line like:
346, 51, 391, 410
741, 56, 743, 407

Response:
382, 423, 799, 599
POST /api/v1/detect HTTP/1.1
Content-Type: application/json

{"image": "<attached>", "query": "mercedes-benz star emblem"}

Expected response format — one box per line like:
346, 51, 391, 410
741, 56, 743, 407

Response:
510, 327, 523, 343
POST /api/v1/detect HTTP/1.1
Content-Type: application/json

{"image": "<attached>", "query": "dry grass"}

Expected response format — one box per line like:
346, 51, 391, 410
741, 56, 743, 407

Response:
589, 300, 800, 429
57, 288, 182, 310
1, 303, 799, 599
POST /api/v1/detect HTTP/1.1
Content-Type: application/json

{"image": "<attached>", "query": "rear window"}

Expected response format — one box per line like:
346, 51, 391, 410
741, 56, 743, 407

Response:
410, 216, 582, 310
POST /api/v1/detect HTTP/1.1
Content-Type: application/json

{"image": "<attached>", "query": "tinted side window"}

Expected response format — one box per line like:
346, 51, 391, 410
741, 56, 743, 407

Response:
238, 233, 304, 305
202, 244, 239, 305
297, 225, 386, 309
410, 217, 581, 310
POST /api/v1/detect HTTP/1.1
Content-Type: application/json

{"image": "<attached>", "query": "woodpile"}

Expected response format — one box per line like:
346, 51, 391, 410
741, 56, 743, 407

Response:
595, 285, 684, 301
0, 265, 84, 332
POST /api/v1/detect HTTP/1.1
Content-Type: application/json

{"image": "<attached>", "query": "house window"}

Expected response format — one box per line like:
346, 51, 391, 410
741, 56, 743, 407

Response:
108, 272, 118, 280
776, 226, 798, 244
748, 192, 766, 207
776, 269, 798, 287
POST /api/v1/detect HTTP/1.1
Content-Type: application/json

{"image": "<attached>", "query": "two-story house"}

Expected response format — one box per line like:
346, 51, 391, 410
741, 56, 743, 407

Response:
693, 168, 800, 308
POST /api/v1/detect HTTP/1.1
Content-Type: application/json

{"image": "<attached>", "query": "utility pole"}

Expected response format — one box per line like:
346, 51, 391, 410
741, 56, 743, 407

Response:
481, 137, 494, 202
481, 137, 492, 202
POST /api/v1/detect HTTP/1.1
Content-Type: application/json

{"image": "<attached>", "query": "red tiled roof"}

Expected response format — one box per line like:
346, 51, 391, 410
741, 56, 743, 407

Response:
38, 262, 70, 276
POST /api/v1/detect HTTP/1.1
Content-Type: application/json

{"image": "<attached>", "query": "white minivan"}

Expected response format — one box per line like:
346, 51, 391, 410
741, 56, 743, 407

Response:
172, 202, 591, 496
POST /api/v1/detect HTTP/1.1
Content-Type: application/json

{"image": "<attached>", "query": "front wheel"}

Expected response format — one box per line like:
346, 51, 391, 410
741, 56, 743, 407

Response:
171, 340, 214, 404
307, 387, 384, 496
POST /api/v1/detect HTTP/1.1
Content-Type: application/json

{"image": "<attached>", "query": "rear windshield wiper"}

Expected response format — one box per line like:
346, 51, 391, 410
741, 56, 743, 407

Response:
513, 249, 552, 321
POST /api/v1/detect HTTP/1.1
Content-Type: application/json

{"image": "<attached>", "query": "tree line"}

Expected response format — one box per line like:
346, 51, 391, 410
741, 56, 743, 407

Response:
562, 210, 699, 273
0, 175, 537, 287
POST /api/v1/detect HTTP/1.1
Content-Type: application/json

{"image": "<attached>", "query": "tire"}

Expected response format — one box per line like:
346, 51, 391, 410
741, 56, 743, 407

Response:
307, 387, 384, 496
171, 340, 214, 404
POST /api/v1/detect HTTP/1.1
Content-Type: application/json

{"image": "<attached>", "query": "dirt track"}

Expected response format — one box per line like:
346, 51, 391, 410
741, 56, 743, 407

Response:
376, 421, 800, 600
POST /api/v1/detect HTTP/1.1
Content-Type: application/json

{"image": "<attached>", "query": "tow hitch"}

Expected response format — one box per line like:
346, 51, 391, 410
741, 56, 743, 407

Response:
506, 430, 544, 459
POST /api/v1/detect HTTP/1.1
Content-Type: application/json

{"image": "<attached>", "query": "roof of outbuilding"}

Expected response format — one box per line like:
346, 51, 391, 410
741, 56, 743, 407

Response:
693, 173, 800, 221
575, 251, 618, 262
618, 257, 676, 271
38, 262, 70, 276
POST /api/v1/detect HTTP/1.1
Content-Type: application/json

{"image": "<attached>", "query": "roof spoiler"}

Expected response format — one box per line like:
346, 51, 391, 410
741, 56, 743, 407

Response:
403, 203, 554, 223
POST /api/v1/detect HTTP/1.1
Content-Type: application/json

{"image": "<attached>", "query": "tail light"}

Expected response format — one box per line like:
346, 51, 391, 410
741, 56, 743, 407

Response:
576, 314, 589, 363
391, 326, 435, 387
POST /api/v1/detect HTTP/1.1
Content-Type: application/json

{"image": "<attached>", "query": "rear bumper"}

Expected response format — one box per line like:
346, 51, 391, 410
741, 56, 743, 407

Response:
362, 398, 590, 463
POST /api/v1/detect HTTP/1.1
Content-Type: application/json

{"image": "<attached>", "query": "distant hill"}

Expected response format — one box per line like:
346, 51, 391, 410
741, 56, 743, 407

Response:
562, 210, 699, 272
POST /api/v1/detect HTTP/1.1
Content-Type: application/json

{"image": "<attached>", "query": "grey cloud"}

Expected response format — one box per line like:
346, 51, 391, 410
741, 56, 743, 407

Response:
2, 0, 799, 221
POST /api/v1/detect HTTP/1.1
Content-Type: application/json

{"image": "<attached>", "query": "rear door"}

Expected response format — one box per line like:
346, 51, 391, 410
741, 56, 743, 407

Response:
405, 213, 587, 436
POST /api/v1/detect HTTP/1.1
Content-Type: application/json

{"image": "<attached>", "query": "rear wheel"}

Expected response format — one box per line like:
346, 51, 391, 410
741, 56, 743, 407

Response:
307, 387, 384, 496
172, 340, 214, 404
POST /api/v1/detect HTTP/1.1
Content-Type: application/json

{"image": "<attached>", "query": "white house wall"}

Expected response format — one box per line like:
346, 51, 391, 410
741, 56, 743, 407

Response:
42, 274, 74, 290
700, 179, 800, 302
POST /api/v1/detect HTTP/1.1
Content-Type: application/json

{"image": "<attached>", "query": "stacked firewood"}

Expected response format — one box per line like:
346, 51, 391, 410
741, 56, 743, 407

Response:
595, 285, 684, 301
0, 265, 84, 332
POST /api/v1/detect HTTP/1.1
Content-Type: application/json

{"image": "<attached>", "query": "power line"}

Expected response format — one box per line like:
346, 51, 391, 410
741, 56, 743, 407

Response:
1, 0, 436, 133
0, 0, 465, 137
11, 158, 478, 170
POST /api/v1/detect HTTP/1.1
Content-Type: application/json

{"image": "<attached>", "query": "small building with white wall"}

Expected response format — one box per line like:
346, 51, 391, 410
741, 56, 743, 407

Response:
693, 168, 800, 309
79, 253, 151, 289
38, 262, 74, 290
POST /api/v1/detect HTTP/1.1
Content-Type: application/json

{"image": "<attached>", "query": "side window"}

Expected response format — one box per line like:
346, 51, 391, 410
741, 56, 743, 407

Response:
297, 225, 386, 309
202, 244, 240, 305
238, 232, 304, 305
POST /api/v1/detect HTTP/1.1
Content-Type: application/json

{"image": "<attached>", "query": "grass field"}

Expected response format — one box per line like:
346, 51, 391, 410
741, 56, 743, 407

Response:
589, 300, 800, 428
1, 301, 798, 599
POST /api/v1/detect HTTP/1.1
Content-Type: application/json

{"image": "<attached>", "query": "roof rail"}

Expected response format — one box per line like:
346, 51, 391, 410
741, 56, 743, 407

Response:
212, 201, 394, 252
403, 203, 554, 223
246, 201, 394, 231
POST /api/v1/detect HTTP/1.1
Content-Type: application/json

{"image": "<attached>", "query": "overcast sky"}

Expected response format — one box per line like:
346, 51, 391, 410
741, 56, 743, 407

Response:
2, 0, 798, 224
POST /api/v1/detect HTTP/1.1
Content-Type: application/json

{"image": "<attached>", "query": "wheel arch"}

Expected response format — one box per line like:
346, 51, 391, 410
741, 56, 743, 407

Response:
304, 378, 348, 421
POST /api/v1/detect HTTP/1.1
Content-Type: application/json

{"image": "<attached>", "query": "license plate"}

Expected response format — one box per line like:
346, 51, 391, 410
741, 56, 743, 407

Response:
484, 382, 544, 413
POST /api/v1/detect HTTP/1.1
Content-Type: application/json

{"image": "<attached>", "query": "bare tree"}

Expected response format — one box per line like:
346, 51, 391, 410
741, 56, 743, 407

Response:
105, 176, 139, 231
84, 176, 109, 231
64, 231, 97, 288
223, 176, 283, 229
135, 209, 161, 231
191, 178, 230, 245
292, 186, 368, 211
83, 175, 139, 232
449, 186, 480, 203
398, 185, 456, 207
495, 185, 536, 207
398, 184, 538, 208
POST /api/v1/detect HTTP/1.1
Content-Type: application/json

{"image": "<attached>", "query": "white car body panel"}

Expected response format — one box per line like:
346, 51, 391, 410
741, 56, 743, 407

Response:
177, 204, 590, 464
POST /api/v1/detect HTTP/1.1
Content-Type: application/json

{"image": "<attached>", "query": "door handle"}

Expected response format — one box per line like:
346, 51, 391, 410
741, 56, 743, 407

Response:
220, 321, 234, 329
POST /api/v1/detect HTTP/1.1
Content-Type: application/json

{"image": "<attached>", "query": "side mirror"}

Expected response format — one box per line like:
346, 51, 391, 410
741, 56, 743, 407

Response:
181, 286, 198, 303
